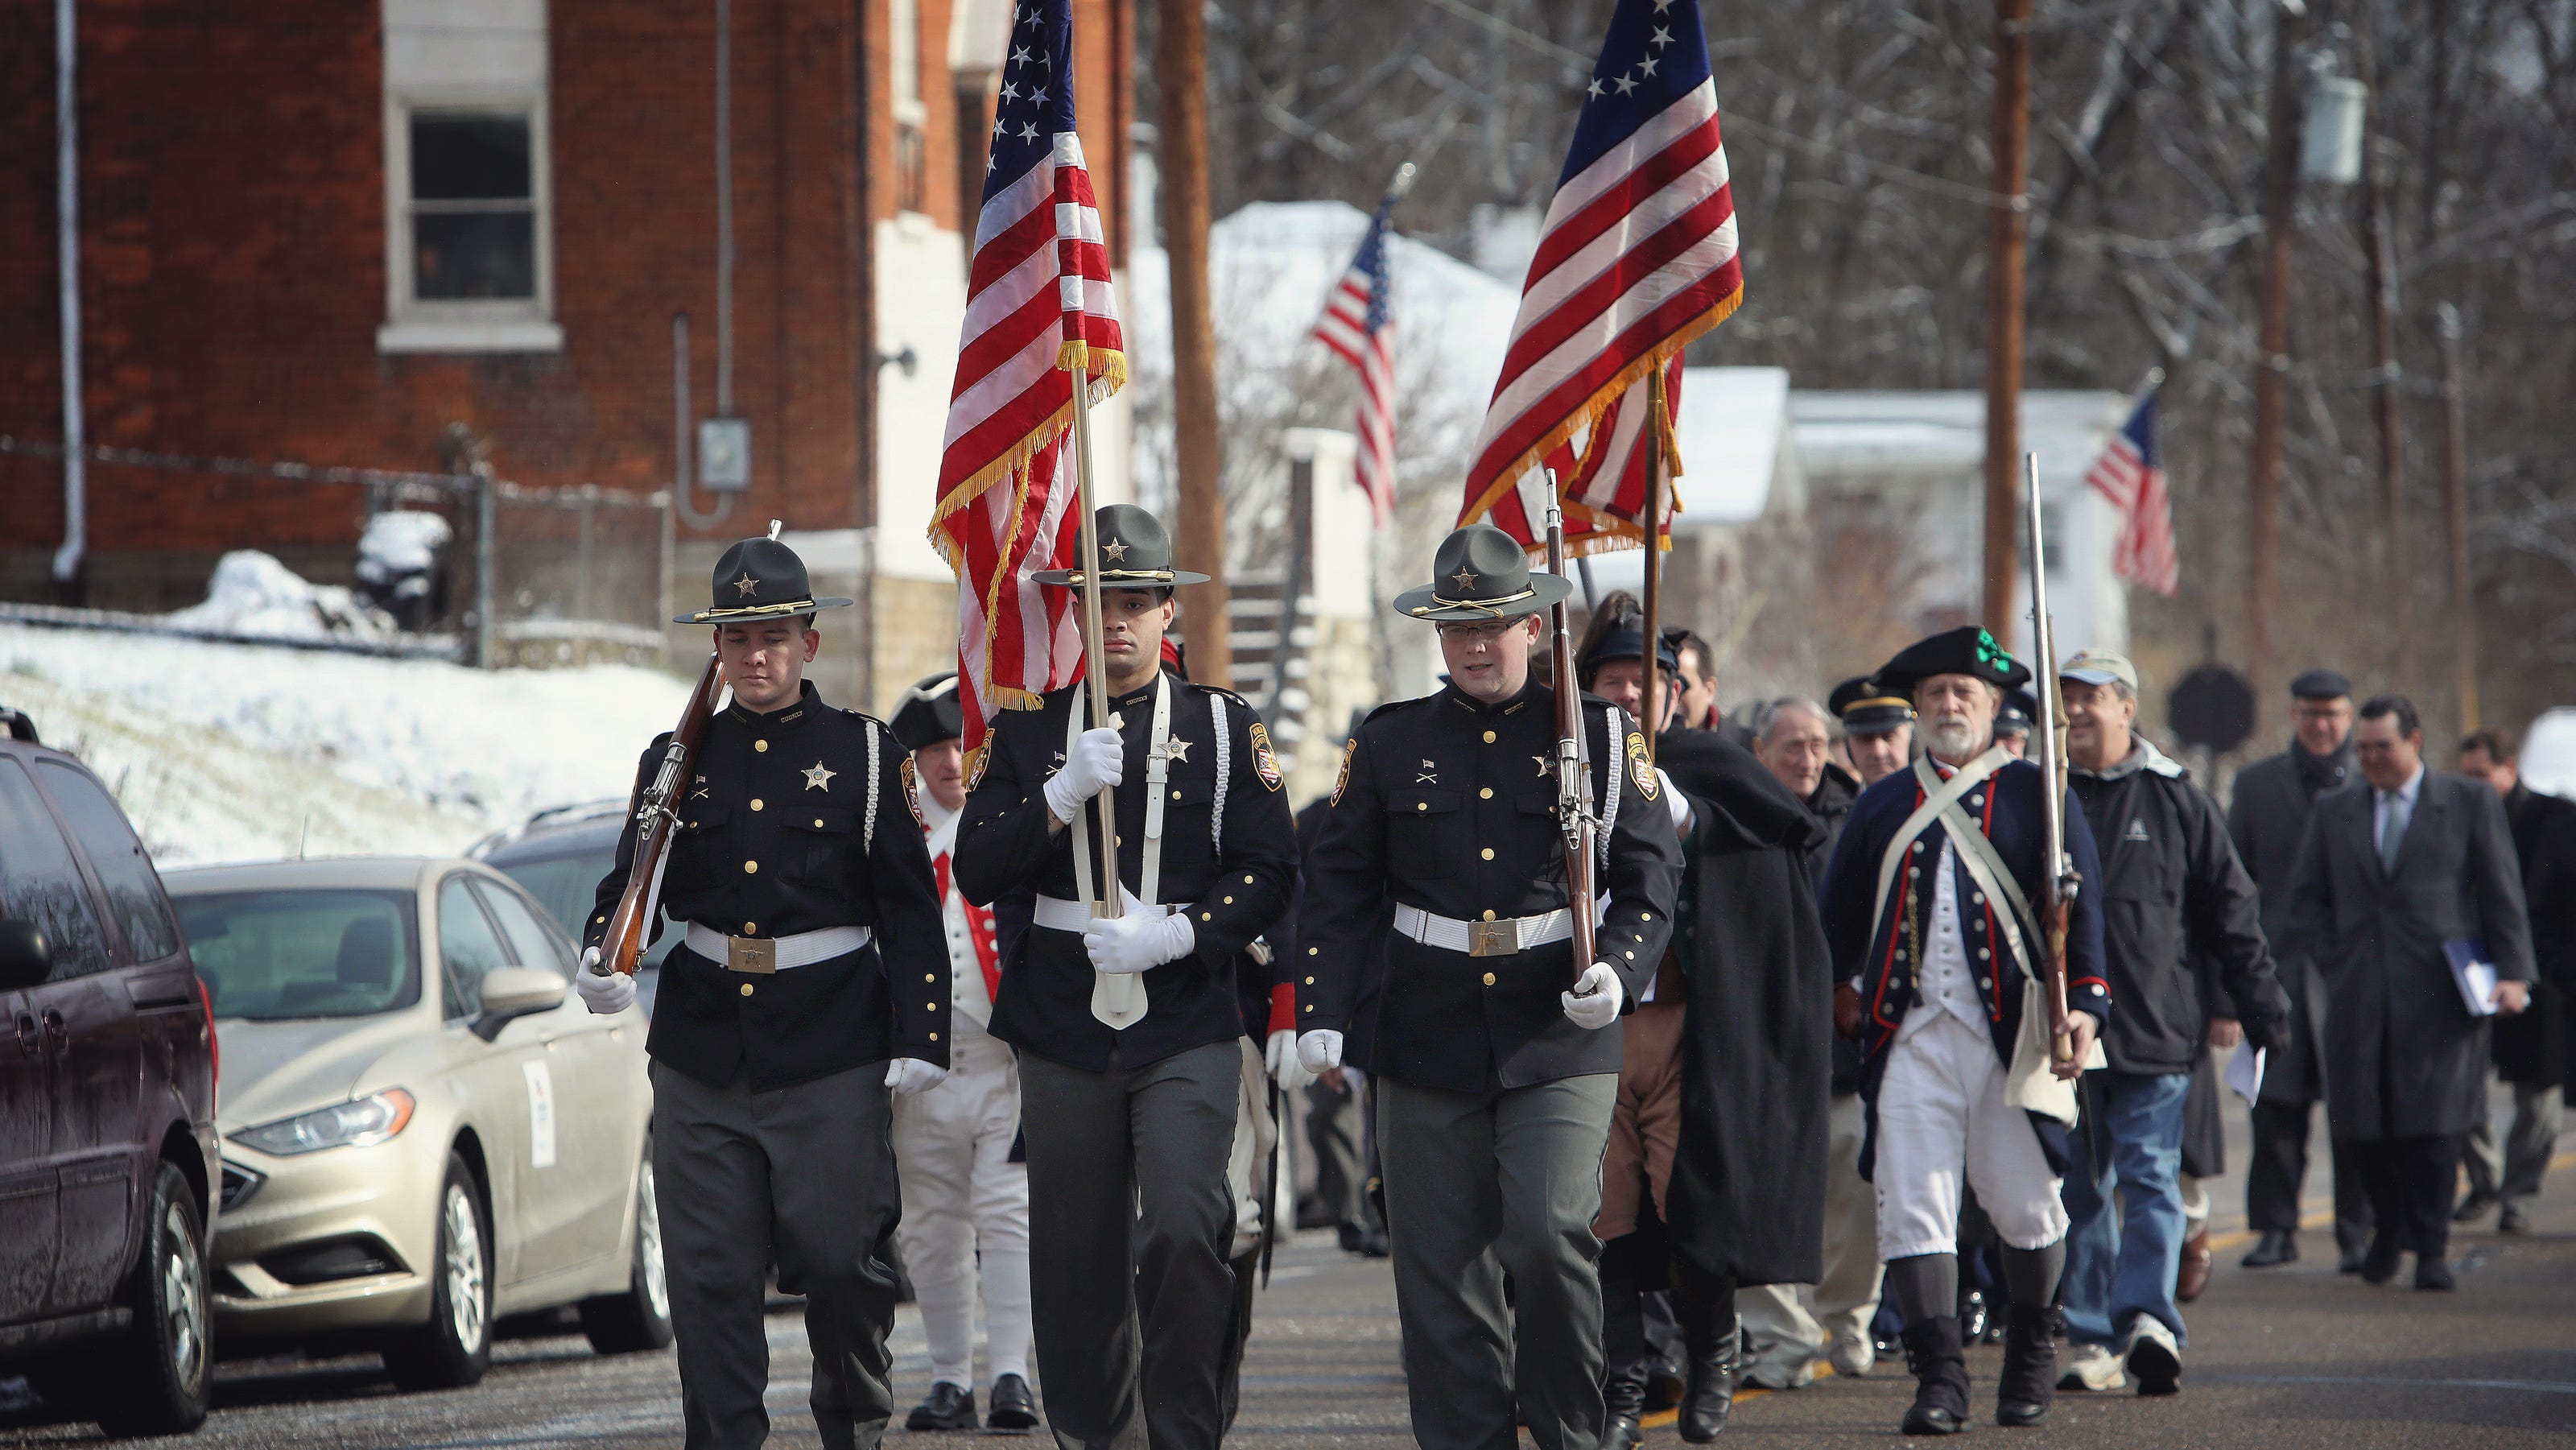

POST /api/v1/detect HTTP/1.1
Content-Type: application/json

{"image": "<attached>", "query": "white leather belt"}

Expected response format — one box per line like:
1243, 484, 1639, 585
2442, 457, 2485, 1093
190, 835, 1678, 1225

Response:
1033, 894, 1180, 934
683, 923, 871, 974
1393, 903, 1593, 959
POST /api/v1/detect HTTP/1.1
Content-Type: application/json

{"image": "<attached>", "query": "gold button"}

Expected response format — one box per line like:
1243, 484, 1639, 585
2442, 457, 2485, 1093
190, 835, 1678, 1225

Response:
815, 818, 824, 827
1117, 834, 1125, 845
1416, 802, 1427, 812
1308, 946, 1319, 956
1304, 1003, 1315, 1013
929, 1032, 939, 1041
755, 740, 770, 753
1202, 911, 1213, 921
1482, 910, 1496, 921
1480, 787, 1493, 799
1480, 848, 1495, 860
594, 915, 604, 923
1483, 730, 1496, 743
750, 799, 764, 811
740, 983, 754, 997
744, 860, 759, 874
1244, 874, 1255, 885
1173, 790, 1183, 799
1641, 911, 1652, 920
1224, 894, 1235, 904
1626, 949, 1636, 960
1304, 976, 1315, 985
1482, 972, 1496, 986
926, 973, 937, 982
744, 922, 757, 934
928, 1002, 939, 1010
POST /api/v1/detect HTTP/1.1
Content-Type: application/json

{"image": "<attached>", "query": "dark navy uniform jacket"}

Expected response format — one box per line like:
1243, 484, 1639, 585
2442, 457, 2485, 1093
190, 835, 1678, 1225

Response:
956, 676, 1298, 1072
1816, 754, 2111, 1175
1298, 680, 1683, 1094
586, 681, 951, 1093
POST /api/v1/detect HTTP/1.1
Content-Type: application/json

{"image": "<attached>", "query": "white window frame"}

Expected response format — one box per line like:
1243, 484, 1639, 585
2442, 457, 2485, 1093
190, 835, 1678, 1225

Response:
378, 89, 562, 353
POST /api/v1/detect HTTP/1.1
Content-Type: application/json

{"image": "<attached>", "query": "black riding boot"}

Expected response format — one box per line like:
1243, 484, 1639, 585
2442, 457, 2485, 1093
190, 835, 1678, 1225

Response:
1995, 1302, 2060, 1426
1675, 1263, 1738, 1442
1899, 1316, 1971, 1436
1600, 1244, 1648, 1450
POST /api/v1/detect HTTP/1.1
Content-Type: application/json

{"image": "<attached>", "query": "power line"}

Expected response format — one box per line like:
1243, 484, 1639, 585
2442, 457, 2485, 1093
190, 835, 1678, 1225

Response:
0, 436, 664, 510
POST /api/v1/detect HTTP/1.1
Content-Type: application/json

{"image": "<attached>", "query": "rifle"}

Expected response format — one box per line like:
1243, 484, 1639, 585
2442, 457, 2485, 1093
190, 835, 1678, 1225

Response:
2022, 453, 2079, 1064
1543, 496, 1600, 985
591, 653, 728, 977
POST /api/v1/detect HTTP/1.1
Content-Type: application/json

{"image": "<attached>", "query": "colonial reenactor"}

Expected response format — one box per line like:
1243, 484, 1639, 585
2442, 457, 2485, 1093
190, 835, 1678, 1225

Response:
954, 504, 1297, 1450
885, 673, 1038, 1433
1297, 523, 1682, 1450
1830, 675, 1917, 787
577, 531, 950, 1450
1816, 626, 2110, 1435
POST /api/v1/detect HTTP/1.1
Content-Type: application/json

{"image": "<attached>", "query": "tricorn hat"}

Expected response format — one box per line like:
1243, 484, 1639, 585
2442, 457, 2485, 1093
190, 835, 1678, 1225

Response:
890, 672, 964, 753
1393, 523, 1575, 622
1828, 675, 1915, 736
1876, 626, 2033, 696
675, 525, 853, 625
1031, 504, 1210, 588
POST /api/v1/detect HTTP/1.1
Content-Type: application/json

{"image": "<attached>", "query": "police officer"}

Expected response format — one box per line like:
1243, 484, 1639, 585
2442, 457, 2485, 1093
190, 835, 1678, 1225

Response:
1297, 523, 1682, 1450
577, 529, 950, 1450
1829, 675, 1916, 786
885, 674, 1038, 1432
953, 504, 1297, 1450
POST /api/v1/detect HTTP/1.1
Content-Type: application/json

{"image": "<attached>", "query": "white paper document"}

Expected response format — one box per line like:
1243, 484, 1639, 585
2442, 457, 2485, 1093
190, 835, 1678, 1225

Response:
2224, 1045, 2267, 1105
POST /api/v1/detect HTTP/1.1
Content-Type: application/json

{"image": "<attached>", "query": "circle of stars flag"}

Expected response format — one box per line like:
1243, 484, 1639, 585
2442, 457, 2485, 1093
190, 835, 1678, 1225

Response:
1458, 0, 1743, 557
929, 0, 1125, 771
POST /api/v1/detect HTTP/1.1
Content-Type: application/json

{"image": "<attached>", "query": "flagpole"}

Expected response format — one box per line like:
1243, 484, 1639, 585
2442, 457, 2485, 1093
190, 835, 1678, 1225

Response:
1068, 372, 1125, 928
1641, 365, 1667, 768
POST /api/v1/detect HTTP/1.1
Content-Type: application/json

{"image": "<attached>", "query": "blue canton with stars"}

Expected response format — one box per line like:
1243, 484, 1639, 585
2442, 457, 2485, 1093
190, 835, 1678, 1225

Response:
981, 0, 1081, 204
1558, 0, 1715, 188
1355, 194, 1395, 335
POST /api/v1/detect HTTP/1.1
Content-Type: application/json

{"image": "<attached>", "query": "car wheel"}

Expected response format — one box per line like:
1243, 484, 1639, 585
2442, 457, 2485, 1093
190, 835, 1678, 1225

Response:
580, 1152, 675, 1353
385, 1154, 492, 1390
79, 1161, 214, 1437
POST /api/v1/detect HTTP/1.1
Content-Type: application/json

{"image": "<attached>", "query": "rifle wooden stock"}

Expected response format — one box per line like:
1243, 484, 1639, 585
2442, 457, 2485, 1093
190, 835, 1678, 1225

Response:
597, 654, 726, 977
2023, 452, 2078, 1064
1543, 499, 1599, 985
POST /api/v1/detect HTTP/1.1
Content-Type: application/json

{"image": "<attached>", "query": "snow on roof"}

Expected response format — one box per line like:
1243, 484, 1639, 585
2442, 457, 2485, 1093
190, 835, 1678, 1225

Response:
1790, 390, 2131, 498
1670, 366, 1790, 526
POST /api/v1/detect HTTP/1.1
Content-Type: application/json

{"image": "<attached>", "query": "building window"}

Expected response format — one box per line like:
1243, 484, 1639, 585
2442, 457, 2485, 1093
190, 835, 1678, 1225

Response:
379, 96, 560, 352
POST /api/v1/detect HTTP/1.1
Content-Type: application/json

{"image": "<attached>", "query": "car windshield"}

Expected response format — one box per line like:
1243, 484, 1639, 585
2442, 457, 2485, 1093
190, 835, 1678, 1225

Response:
176, 888, 421, 1020
491, 845, 677, 972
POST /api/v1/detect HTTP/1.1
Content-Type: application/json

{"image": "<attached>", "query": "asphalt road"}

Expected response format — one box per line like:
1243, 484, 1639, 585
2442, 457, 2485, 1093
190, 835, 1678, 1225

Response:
6, 1089, 2573, 1448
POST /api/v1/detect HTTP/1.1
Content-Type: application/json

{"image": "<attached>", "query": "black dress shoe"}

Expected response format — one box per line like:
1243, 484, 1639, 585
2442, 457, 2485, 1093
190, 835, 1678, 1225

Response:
2500, 1202, 2532, 1234
2414, 1258, 2457, 1291
2337, 1246, 2368, 1274
1605, 1413, 1645, 1450
1338, 1222, 1391, 1258
987, 1374, 1039, 1431
906, 1382, 976, 1431
1899, 1316, 1971, 1436
2359, 1236, 2404, 1287
2241, 1230, 2300, 1269
1678, 1332, 1739, 1441
2453, 1189, 2499, 1225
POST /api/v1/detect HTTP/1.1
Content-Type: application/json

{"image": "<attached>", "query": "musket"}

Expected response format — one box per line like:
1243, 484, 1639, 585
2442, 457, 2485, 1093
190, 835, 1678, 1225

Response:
2022, 452, 2079, 1064
1543, 494, 1600, 984
591, 653, 728, 977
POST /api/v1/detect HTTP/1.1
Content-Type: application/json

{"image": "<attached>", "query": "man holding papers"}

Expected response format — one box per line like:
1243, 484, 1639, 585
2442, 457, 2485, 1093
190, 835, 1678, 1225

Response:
2289, 695, 2536, 1291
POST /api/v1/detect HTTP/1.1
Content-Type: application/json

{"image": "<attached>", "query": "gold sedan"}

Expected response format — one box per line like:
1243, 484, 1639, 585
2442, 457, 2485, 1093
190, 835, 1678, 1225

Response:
169, 857, 665, 1388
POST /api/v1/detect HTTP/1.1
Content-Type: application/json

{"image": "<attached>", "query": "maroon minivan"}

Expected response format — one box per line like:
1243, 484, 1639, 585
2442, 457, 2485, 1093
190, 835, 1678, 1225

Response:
0, 707, 221, 1436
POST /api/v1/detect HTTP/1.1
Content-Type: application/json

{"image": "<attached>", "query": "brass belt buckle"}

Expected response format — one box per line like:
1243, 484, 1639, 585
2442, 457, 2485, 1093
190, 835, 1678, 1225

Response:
729, 936, 777, 974
1466, 919, 1518, 958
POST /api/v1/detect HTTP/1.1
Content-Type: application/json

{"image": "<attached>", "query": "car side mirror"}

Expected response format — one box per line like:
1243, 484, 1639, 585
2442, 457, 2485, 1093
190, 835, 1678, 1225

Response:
0, 920, 51, 990
470, 965, 569, 1042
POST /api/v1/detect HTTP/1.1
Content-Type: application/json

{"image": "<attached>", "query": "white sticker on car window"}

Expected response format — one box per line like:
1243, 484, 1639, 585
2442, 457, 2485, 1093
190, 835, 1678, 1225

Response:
523, 1060, 557, 1169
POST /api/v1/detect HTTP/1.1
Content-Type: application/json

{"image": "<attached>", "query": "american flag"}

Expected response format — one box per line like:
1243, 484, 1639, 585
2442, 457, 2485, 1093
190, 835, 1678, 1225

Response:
1312, 191, 1399, 527
1459, 0, 1742, 554
929, 0, 1124, 770
2083, 385, 2178, 597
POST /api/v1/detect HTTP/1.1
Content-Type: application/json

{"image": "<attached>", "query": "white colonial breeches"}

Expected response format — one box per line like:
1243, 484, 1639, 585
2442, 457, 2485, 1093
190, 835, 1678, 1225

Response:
891, 1029, 1031, 1387
1874, 1011, 2067, 1262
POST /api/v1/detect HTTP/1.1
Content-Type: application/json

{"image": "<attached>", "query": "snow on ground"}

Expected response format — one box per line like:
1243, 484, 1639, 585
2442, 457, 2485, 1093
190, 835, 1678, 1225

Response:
2, 625, 689, 865
164, 549, 402, 643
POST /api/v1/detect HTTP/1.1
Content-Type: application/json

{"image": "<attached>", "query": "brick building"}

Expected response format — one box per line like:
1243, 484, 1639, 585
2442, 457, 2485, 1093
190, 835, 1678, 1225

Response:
1, 0, 1136, 711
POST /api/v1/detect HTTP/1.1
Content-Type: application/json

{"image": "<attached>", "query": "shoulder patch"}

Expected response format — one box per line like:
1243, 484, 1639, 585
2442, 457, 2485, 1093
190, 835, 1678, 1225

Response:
899, 755, 926, 828
1330, 737, 1358, 806
1249, 721, 1284, 791
1627, 732, 1657, 799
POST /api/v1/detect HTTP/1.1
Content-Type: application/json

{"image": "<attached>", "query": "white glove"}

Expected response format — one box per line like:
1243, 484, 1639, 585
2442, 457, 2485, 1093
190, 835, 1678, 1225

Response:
1265, 1027, 1313, 1091
1298, 1028, 1344, 1074
884, 1057, 949, 1097
1045, 727, 1127, 822
1562, 962, 1624, 1031
1082, 911, 1195, 975
576, 948, 637, 1014
1658, 769, 1692, 833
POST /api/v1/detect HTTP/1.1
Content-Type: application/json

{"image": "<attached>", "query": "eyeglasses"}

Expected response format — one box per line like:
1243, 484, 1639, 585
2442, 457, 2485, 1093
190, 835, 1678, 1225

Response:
1435, 620, 1519, 647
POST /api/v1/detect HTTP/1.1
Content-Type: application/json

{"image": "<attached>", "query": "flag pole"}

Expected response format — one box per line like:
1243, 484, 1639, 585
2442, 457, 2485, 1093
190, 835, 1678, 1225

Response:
1068, 371, 1125, 929
1641, 364, 1667, 767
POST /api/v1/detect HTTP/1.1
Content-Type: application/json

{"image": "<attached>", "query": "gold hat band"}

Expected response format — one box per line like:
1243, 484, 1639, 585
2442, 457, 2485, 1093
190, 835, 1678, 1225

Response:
1051, 568, 1179, 585
1844, 696, 1913, 713
1410, 587, 1538, 618
694, 598, 819, 622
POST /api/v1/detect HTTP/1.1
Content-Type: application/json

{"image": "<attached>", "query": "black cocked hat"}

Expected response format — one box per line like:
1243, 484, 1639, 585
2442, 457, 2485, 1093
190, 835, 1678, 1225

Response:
890, 672, 964, 753
1393, 523, 1575, 622
1876, 626, 2033, 696
1828, 675, 1915, 736
675, 527, 853, 624
1031, 504, 1211, 588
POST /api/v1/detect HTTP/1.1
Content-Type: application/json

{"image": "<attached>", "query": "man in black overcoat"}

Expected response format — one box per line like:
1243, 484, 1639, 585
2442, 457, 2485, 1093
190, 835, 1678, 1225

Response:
2455, 727, 2575, 1232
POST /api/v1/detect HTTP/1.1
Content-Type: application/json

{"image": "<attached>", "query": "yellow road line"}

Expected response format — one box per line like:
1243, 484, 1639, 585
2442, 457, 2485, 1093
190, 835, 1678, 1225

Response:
2201, 1147, 2576, 1253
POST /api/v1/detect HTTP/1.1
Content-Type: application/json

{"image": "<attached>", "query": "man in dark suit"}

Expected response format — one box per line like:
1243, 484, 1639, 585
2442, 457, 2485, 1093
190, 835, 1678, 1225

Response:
2227, 669, 2372, 1271
2288, 695, 2537, 1291
2455, 727, 2576, 1233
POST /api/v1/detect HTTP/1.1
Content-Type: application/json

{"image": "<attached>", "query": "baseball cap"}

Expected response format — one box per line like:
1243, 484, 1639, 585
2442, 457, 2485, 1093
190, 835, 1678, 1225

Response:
2059, 649, 2138, 692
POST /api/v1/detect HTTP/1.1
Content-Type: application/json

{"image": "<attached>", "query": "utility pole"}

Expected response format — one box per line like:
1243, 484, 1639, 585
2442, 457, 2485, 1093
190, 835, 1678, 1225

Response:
2353, 10, 2413, 684
1980, 0, 2033, 636
2438, 302, 2477, 733
1157, 0, 1231, 687
2245, 0, 2309, 709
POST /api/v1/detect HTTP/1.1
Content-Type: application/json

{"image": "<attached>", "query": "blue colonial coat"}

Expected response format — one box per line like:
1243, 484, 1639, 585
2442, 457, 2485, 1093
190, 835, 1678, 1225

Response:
1816, 754, 2112, 1176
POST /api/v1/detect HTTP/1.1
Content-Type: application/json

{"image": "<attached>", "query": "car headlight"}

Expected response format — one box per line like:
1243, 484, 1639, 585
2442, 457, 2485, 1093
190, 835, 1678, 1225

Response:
231, 1089, 416, 1157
